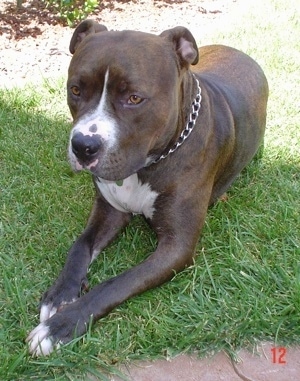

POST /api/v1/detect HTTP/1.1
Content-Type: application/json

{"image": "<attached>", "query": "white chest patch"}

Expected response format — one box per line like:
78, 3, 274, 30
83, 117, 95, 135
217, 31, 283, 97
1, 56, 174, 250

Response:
95, 174, 159, 219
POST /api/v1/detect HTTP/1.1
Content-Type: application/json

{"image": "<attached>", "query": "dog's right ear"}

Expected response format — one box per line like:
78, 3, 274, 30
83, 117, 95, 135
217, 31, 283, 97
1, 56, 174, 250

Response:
69, 20, 108, 54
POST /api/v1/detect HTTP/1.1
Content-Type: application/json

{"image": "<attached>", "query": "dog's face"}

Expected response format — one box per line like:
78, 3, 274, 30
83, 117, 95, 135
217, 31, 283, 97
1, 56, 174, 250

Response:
67, 24, 198, 181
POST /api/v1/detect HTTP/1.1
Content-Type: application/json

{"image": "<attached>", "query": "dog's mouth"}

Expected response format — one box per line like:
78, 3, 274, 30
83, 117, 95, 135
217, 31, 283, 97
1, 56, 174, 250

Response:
68, 130, 140, 180
73, 158, 99, 172
69, 146, 147, 182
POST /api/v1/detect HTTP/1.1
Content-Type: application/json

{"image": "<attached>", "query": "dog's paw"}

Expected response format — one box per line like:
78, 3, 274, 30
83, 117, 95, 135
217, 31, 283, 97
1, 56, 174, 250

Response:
27, 304, 88, 356
40, 303, 57, 323
39, 299, 77, 323
39, 277, 89, 322
26, 322, 58, 356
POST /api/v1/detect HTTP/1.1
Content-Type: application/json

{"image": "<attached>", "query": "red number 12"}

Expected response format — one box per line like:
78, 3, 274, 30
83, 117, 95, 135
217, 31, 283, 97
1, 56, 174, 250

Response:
271, 347, 286, 364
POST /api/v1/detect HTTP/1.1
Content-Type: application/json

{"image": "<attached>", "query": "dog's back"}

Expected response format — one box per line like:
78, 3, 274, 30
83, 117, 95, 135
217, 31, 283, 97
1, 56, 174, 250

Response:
193, 45, 268, 201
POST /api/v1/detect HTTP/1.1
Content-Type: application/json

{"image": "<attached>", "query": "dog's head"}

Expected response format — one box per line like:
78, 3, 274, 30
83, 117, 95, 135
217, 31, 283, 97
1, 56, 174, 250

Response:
67, 20, 199, 181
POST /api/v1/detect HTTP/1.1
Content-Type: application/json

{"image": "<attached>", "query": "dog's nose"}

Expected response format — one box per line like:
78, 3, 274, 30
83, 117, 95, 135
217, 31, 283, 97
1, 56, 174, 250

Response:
71, 133, 101, 161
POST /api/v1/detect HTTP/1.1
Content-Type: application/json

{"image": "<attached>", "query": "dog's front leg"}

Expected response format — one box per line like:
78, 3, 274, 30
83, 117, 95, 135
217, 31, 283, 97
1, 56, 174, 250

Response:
27, 196, 206, 356
27, 236, 197, 356
27, 196, 131, 355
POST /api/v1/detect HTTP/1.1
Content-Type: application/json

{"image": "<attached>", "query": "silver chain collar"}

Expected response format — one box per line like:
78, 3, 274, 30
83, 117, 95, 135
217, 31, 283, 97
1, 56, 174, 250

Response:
147, 74, 202, 166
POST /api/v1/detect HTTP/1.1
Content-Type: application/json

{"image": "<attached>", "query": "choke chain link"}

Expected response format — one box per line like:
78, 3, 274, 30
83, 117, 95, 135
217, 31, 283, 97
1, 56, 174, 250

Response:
150, 75, 202, 165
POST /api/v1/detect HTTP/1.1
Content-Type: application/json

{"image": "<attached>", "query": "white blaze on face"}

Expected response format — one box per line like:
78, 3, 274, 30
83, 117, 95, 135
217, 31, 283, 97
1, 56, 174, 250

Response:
69, 68, 117, 165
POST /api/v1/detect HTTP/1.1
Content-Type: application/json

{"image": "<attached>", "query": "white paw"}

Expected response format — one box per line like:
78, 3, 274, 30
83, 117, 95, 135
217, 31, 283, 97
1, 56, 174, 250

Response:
26, 322, 55, 356
40, 299, 77, 323
40, 303, 57, 323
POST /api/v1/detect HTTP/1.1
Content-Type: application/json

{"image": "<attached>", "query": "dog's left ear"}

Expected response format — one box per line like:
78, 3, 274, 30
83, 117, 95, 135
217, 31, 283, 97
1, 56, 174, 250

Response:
160, 26, 199, 67
69, 20, 108, 54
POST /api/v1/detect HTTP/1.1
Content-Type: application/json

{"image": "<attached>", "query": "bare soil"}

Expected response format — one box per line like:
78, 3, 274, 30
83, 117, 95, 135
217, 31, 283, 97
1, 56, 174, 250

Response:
0, 0, 238, 88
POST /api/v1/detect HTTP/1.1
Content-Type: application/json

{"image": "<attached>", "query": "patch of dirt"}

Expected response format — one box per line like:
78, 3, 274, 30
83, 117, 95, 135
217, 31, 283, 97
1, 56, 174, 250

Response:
0, 0, 239, 87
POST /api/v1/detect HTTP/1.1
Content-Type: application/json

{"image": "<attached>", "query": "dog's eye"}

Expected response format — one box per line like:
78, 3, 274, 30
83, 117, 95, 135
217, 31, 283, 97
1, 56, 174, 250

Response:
128, 95, 143, 105
71, 86, 81, 97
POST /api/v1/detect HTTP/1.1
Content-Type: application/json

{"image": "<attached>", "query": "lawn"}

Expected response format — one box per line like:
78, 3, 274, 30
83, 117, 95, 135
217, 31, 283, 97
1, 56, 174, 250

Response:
0, 0, 299, 379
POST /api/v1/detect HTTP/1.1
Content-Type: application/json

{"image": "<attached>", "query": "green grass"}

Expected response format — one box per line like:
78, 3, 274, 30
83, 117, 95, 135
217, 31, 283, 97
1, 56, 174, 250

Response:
0, 0, 299, 379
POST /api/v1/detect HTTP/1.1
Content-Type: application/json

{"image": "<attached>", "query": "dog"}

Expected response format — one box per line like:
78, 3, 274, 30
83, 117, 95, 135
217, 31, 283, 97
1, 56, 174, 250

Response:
27, 19, 268, 356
